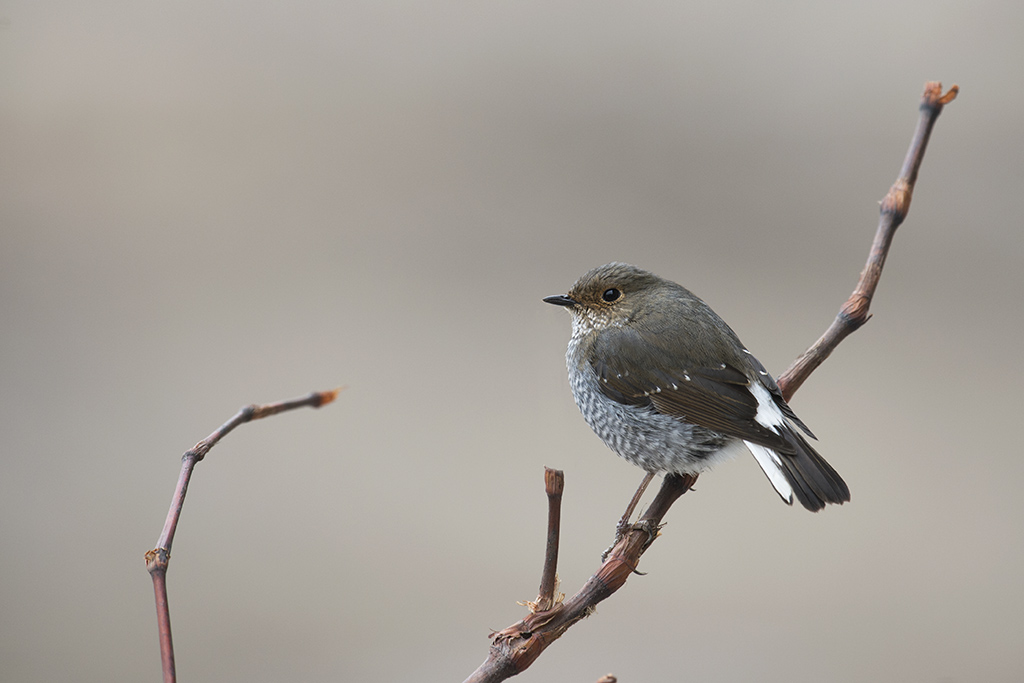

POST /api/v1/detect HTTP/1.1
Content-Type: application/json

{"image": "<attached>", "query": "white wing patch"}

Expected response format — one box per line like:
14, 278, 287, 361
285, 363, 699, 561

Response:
749, 380, 787, 430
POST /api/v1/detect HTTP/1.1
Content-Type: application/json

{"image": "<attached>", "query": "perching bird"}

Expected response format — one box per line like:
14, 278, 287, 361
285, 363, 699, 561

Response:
544, 262, 849, 511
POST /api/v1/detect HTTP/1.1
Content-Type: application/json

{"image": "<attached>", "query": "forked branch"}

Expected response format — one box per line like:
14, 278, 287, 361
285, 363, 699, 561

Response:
145, 388, 341, 683
463, 81, 958, 683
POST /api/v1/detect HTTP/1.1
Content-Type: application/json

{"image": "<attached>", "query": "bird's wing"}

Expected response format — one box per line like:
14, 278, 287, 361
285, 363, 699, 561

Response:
590, 325, 795, 453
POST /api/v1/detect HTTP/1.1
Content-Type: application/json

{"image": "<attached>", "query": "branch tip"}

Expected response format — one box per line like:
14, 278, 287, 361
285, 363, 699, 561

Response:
923, 81, 959, 108
543, 467, 564, 496
314, 386, 344, 407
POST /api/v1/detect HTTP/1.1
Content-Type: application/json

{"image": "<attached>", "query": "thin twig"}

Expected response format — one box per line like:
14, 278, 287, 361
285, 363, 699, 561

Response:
144, 388, 341, 683
535, 468, 564, 612
463, 81, 958, 683
777, 81, 958, 400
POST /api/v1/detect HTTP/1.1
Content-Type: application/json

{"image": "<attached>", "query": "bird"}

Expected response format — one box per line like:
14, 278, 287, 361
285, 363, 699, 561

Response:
544, 262, 849, 511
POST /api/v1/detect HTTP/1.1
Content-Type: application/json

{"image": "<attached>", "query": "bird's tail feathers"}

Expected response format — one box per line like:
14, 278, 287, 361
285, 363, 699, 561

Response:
745, 428, 850, 512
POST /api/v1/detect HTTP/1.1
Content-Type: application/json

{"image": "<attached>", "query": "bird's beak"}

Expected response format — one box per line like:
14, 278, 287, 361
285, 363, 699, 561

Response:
543, 294, 577, 307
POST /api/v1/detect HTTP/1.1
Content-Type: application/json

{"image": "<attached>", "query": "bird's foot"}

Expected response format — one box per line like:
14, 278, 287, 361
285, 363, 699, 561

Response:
601, 518, 660, 569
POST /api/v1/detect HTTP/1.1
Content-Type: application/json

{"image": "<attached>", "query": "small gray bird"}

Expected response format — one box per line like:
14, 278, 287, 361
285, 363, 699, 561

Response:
545, 262, 849, 511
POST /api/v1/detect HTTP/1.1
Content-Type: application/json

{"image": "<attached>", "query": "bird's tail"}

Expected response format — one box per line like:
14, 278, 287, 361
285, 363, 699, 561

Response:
745, 428, 850, 512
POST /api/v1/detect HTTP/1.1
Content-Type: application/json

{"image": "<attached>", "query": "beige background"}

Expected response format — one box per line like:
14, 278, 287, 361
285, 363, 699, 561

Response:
2, 2, 1022, 682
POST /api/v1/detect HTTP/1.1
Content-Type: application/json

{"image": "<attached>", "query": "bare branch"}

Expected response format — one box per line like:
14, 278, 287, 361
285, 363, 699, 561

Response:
144, 388, 341, 683
463, 474, 696, 683
535, 468, 564, 612
464, 81, 958, 682
777, 81, 958, 400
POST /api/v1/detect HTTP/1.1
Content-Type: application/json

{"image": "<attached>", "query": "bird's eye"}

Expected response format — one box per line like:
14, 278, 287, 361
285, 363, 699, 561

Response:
602, 288, 621, 302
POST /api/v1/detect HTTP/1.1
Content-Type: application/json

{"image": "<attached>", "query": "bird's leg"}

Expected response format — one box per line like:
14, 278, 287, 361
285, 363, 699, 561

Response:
602, 472, 655, 562
618, 471, 655, 533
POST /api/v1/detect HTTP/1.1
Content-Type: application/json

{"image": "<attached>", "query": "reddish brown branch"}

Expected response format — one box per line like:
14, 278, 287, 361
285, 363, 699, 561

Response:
464, 474, 696, 683
535, 468, 564, 612
463, 81, 958, 682
777, 81, 958, 400
144, 388, 340, 683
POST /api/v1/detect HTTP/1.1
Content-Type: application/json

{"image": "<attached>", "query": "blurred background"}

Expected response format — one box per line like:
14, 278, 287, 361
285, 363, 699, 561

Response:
2, 2, 1021, 681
